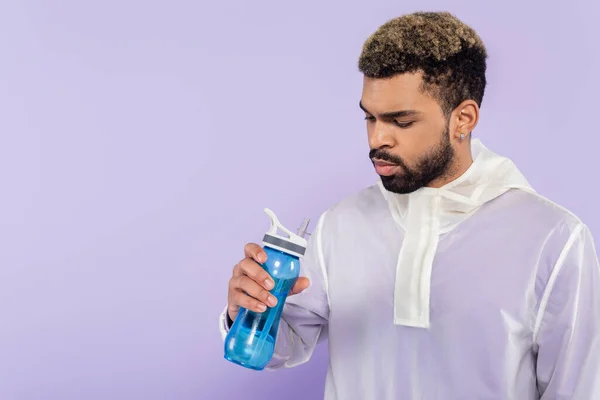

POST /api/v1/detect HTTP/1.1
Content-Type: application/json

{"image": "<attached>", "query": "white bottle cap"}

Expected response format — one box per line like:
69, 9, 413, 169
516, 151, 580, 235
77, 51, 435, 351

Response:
261, 208, 310, 258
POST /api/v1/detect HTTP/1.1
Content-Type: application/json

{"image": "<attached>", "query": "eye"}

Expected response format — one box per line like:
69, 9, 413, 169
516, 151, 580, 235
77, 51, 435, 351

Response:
394, 120, 414, 129
364, 115, 376, 122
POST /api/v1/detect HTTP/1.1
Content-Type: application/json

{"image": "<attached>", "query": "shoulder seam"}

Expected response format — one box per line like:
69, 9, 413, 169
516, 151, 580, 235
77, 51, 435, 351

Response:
523, 190, 582, 224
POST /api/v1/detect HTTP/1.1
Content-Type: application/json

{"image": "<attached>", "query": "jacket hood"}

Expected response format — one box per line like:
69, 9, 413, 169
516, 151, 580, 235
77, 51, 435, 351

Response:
378, 138, 535, 328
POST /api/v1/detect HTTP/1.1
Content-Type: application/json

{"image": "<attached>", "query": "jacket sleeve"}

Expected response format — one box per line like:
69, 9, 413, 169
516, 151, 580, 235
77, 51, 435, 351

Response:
535, 223, 600, 398
219, 211, 330, 370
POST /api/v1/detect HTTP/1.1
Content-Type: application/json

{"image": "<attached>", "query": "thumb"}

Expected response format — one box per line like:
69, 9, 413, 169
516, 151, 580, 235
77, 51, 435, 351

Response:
290, 277, 310, 295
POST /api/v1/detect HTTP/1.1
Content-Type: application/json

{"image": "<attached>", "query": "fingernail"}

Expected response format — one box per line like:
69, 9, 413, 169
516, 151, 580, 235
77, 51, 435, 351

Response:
264, 279, 274, 289
268, 295, 278, 306
258, 253, 266, 263
257, 304, 267, 312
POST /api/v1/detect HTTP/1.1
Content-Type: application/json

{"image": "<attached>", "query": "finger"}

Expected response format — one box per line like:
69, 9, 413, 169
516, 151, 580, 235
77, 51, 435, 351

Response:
227, 304, 240, 321
238, 258, 274, 290
234, 275, 278, 308
232, 289, 269, 313
289, 277, 310, 295
244, 242, 267, 264
232, 262, 243, 278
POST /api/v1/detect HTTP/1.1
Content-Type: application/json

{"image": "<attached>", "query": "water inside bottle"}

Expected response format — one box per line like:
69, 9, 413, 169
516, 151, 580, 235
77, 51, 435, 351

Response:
224, 276, 297, 370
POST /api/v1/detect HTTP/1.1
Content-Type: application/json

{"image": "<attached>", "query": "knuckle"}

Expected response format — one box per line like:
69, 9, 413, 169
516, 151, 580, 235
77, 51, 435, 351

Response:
237, 275, 250, 289
236, 279, 250, 294
239, 258, 253, 272
234, 291, 246, 306
245, 277, 262, 295
230, 275, 242, 288
231, 291, 240, 304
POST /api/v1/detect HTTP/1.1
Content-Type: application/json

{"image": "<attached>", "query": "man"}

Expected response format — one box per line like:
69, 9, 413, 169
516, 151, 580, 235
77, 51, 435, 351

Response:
219, 11, 600, 399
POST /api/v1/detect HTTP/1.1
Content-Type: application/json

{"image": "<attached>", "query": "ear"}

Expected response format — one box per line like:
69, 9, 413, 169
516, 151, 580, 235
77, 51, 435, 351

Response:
452, 100, 480, 141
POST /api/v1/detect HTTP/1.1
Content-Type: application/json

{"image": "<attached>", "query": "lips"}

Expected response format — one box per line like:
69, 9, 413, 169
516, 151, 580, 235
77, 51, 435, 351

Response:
372, 160, 399, 176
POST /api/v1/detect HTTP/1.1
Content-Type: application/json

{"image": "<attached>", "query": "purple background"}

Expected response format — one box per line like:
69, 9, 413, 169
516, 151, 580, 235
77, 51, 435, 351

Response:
1, 1, 599, 399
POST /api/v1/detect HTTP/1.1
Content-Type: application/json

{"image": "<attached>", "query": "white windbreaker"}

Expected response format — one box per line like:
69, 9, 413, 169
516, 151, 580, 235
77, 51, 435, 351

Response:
219, 139, 600, 399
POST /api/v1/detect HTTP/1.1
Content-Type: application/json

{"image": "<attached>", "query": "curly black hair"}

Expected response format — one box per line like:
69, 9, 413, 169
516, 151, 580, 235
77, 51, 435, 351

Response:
358, 11, 488, 116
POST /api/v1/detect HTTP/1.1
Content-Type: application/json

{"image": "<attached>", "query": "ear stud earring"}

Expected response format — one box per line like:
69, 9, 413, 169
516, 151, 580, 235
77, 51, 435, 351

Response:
460, 133, 466, 140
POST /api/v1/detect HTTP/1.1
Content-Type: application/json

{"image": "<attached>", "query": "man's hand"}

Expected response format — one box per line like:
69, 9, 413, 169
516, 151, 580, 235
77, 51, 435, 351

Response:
227, 243, 310, 321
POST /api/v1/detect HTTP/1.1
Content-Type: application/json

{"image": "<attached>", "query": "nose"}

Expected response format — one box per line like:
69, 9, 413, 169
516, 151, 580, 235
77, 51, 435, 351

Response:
368, 120, 396, 150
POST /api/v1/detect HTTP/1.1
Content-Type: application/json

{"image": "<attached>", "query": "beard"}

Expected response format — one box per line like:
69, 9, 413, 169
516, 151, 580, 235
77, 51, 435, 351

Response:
369, 125, 455, 194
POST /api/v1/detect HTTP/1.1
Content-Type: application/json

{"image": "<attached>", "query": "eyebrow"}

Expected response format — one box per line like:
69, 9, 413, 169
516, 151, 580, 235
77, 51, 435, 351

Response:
359, 101, 421, 119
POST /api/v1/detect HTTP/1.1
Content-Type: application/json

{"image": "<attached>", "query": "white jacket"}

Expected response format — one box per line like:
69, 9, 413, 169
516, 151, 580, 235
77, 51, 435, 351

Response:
219, 139, 600, 399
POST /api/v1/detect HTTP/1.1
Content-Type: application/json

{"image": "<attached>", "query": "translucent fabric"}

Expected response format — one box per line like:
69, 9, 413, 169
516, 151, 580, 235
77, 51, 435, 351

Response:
219, 140, 600, 399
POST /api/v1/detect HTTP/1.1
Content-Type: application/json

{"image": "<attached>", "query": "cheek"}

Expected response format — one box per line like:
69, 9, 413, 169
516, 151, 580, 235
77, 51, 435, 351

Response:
398, 124, 441, 154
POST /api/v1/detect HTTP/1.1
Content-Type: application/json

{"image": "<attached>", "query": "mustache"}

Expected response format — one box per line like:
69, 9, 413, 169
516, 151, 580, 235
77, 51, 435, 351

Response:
369, 148, 406, 167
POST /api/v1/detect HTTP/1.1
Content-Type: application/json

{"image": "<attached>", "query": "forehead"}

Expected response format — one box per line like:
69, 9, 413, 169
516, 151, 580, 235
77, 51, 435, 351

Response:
361, 72, 439, 114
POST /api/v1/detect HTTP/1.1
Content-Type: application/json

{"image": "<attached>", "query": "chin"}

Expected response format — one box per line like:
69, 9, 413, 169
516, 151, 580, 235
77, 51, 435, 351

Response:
380, 176, 421, 194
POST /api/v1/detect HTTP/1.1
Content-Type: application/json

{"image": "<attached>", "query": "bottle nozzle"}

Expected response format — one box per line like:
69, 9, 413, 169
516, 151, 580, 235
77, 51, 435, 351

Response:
262, 208, 309, 257
296, 217, 311, 238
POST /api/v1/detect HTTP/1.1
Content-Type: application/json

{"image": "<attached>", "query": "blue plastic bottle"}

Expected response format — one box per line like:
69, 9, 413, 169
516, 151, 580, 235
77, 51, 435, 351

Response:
224, 208, 310, 371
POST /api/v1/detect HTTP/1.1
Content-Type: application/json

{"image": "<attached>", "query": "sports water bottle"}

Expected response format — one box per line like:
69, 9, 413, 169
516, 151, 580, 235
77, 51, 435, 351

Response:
224, 208, 310, 371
